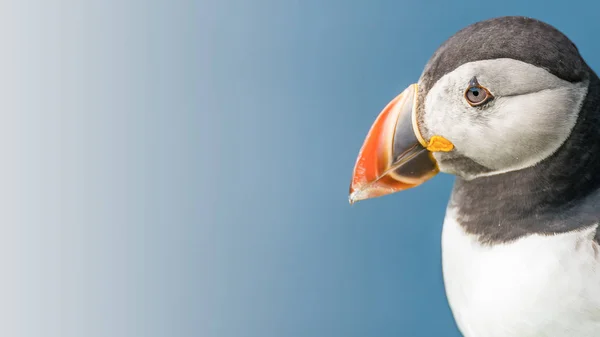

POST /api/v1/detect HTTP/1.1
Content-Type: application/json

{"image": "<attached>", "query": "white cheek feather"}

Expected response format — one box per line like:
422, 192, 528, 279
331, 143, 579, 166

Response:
442, 208, 600, 337
421, 58, 588, 176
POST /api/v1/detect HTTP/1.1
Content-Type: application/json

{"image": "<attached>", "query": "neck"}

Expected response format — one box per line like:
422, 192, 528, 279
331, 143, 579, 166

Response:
450, 71, 600, 244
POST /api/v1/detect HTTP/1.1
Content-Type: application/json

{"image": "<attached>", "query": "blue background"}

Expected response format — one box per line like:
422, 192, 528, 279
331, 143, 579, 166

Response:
4, 1, 600, 336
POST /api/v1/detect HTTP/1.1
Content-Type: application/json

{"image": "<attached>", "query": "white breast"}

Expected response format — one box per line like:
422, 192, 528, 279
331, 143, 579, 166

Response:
442, 208, 600, 337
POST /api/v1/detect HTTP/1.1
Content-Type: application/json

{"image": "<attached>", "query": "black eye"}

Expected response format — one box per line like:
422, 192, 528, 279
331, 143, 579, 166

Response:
464, 77, 493, 106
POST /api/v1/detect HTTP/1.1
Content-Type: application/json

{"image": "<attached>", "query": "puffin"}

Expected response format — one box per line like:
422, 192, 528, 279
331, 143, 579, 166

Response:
349, 16, 600, 337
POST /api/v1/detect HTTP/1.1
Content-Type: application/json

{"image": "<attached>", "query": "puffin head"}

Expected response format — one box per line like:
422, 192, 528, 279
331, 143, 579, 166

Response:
349, 16, 593, 203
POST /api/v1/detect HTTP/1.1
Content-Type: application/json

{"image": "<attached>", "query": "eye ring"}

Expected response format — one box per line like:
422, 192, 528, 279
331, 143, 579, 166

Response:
464, 77, 493, 107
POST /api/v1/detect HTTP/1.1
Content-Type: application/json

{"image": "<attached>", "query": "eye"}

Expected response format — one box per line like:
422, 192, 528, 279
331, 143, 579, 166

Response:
464, 77, 493, 107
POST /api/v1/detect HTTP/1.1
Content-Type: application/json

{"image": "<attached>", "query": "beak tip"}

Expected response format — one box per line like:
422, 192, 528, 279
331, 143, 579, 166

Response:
348, 183, 379, 205
348, 192, 360, 205
348, 185, 358, 205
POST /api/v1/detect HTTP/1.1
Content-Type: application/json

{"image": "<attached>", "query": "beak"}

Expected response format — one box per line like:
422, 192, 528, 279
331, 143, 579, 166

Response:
348, 84, 453, 204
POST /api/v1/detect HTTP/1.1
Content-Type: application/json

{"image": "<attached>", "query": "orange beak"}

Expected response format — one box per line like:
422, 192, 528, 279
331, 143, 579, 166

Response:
349, 84, 452, 204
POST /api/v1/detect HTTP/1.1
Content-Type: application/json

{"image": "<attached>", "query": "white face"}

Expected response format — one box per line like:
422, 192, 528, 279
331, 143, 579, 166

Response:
419, 58, 588, 179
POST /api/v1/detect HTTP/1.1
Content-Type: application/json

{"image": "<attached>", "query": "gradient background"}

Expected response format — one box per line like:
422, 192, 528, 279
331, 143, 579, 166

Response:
3, 1, 600, 336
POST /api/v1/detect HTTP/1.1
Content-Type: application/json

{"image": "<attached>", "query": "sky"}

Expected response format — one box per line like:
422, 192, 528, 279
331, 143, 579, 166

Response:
3, 1, 600, 336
